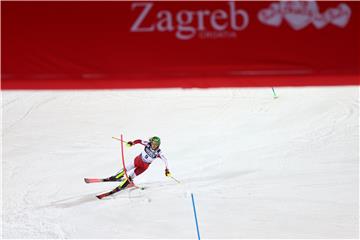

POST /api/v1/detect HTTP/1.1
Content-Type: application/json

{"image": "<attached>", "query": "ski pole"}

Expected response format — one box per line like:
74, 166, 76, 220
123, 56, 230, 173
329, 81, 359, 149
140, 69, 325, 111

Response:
112, 136, 133, 147
112, 136, 126, 143
169, 175, 181, 184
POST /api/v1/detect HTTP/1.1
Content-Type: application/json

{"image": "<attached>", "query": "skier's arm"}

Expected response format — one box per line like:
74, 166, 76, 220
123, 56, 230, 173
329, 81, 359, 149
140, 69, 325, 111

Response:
127, 139, 147, 146
159, 153, 171, 176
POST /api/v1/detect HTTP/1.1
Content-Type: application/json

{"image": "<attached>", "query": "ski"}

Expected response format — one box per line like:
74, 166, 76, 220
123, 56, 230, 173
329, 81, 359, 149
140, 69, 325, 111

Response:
96, 182, 135, 199
96, 188, 121, 199
84, 178, 105, 183
84, 178, 123, 183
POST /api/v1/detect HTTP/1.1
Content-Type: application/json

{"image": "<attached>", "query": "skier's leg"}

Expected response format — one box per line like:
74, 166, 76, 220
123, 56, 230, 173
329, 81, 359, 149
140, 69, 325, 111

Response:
116, 177, 132, 190
127, 168, 137, 179
116, 156, 150, 190
127, 155, 150, 179
134, 164, 150, 175
107, 169, 124, 181
117, 157, 140, 189
124, 155, 139, 179
125, 161, 135, 172
107, 160, 136, 181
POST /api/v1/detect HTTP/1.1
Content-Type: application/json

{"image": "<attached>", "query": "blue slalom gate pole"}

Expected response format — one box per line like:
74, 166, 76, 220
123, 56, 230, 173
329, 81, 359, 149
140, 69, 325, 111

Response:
191, 193, 201, 240
272, 87, 278, 98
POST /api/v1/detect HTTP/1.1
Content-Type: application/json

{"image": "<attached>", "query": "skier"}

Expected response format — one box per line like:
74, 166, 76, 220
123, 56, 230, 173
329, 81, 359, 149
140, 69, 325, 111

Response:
106, 136, 171, 189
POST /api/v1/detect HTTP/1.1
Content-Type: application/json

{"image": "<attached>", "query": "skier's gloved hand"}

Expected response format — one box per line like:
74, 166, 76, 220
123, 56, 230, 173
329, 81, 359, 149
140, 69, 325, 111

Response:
127, 141, 134, 147
165, 168, 171, 177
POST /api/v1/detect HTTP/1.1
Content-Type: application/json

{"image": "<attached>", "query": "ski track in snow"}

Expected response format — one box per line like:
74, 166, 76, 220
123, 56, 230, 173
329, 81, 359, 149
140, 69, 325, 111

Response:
2, 87, 359, 238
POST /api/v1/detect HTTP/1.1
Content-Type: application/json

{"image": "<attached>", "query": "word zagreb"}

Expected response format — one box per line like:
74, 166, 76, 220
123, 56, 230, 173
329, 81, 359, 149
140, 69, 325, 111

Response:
130, 2, 249, 40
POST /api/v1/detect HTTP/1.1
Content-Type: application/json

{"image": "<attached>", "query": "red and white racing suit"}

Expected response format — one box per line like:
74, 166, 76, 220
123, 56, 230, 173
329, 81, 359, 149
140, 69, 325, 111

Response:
124, 139, 169, 179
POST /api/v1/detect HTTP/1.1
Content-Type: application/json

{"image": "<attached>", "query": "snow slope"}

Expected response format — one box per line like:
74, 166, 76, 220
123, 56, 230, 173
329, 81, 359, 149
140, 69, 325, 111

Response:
2, 87, 359, 238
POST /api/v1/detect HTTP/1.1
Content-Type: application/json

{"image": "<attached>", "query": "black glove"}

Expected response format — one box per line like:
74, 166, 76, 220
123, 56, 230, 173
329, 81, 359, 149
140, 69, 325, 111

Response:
127, 141, 134, 147
165, 168, 171, 177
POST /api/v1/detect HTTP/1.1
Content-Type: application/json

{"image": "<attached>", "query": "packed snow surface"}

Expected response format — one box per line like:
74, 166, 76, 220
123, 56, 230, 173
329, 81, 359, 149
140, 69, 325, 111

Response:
2, 87, 359, 238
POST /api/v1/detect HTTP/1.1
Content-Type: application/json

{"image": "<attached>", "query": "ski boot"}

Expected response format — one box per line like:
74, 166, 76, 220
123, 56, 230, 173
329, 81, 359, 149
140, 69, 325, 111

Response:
106, 170, 125, 182
116, 176, 133, 190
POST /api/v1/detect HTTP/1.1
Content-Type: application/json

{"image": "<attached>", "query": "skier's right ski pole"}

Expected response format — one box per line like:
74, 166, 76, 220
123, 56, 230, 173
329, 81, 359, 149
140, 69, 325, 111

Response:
112, 136, 126, 143
112, 136, 132, 147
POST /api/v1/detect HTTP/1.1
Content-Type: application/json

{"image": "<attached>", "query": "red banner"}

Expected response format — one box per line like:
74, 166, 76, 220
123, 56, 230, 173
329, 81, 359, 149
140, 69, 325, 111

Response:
2, 1, 359, 89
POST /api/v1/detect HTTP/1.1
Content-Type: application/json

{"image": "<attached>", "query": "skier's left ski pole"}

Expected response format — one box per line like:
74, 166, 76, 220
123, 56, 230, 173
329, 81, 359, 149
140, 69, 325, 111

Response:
169, 175, 181, 184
